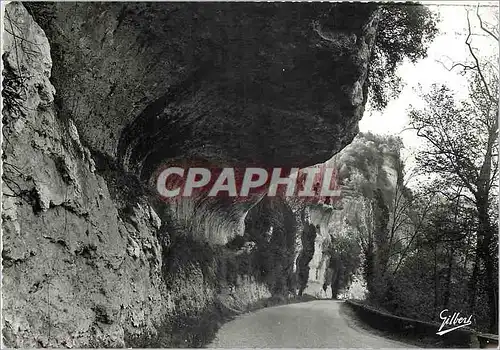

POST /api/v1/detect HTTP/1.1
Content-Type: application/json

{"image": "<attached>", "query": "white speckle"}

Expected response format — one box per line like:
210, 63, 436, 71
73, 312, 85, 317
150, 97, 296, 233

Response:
351, 81, 363, 106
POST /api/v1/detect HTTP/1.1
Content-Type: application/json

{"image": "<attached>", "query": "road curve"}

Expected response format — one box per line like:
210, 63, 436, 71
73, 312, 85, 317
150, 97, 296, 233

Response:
208, 300, 414, 348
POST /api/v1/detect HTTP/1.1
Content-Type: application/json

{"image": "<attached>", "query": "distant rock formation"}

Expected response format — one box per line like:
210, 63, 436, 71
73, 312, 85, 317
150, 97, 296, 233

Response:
303, 133, 402, 298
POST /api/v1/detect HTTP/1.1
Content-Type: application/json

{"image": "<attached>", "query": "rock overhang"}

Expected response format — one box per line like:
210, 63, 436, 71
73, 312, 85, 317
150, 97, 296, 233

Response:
25, 2, 381, 244
26, 2, 380, 177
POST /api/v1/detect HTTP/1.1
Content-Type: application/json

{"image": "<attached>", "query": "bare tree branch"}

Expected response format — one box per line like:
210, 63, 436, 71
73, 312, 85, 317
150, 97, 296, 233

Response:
466, 9, 494, 102
476, 5, 499, 41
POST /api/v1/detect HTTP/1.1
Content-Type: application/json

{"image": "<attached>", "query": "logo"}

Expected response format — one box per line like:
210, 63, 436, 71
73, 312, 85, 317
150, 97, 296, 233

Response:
154, 160, 341, 203
436, 309, 473, 336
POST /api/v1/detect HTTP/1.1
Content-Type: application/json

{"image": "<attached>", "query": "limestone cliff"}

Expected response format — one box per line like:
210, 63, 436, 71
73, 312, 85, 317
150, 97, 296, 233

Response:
302, 133, 402, 298
24, 1, 380, 244
2, 2, 381, 347
2, 4, 270, 347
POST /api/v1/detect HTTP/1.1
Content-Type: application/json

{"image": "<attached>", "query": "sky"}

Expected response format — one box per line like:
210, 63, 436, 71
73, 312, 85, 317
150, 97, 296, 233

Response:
359, 2, 499, 171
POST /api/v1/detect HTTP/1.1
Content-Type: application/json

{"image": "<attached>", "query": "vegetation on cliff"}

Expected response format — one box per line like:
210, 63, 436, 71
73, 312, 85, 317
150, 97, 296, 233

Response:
369, 3, 439, 109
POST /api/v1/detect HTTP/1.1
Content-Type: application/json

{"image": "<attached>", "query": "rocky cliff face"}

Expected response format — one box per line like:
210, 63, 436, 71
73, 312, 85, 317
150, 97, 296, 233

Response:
2, 2, 380, 347
25, 2, 378, 168
303, 134, 401, 298
24, 1, 380, 245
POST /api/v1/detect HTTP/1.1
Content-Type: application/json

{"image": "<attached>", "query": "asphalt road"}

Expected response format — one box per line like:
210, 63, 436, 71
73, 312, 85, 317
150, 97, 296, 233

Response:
208, 300, 415, 348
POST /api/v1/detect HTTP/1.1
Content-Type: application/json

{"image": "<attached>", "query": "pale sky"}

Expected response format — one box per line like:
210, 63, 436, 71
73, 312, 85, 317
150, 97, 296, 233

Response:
359, 2, 499, 171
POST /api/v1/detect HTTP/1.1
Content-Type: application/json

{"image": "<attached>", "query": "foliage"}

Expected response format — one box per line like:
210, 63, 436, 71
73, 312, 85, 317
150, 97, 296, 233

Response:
382, 6, 500, 332
409, 84, 498, 197
326, 235, 361, 298
379, 189, 492, 331
369, 3, 439, 110
297, 222, 317, 296
406, 15, 499, 329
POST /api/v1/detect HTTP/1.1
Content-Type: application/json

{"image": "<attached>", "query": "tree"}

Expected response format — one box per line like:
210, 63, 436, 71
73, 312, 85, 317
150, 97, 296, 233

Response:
382, 183, 496, 329
369, 3, 439, 110
408, 5, 499, 332
325, 235, 361, 299
336, 133, 408, 302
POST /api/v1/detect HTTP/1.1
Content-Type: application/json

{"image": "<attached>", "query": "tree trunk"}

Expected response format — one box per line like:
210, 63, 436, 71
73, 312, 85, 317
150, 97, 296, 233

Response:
443, 247, 453, 310
476, 193, 498, 333
467, 248, 480, 313
364, 247, 375, 298
474, 122, 498, 332
482, 252, 498, 333
433, 241, 438, 321
331, 269, 340, 299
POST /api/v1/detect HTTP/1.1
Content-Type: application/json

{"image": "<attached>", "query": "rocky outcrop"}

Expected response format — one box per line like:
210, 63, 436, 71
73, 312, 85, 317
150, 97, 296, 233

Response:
243, 197, 299, 296
2, 4, 269, 347
296, 218, 317, 296
3, 5, 166, 347
2, 2, 383, 347
24, 2, 380, 244
25, 2, 379, 170
303, 134, 402, 298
